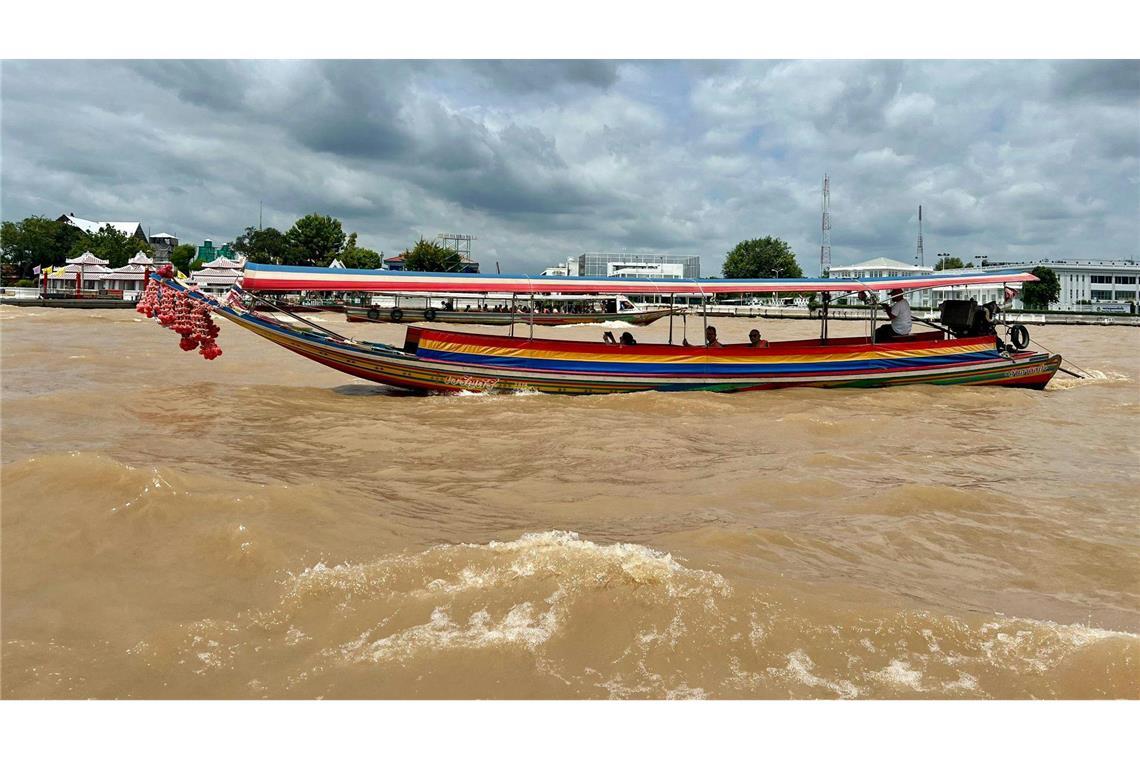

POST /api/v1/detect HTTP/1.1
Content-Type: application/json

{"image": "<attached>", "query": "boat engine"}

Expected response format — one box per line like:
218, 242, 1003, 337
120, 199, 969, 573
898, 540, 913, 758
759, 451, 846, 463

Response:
938, 298, 1032, 351
938, 299, 999, 338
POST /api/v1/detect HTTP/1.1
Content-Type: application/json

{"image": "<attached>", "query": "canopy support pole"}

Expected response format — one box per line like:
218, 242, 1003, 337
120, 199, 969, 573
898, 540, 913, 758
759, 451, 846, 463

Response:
696, 277, 708, 346
529, 292, 535, 340
234, 286, 356, 343
870, 294, 878, 344
509, 294, 516, 337
820, 292, 830, 345
668, 293, 675, 345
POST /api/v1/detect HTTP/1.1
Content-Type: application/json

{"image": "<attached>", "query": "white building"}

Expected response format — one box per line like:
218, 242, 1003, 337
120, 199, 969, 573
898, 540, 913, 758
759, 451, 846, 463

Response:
541, 257, 576, 277
539, 253, 701, 280
46, 251, 113, 292
187, 256, 245, 294
45, 251, 156, 297
100, 251, 156, 295
58, 213, 148, 243
827, 257, 936, 307
931, 260, 1140, 312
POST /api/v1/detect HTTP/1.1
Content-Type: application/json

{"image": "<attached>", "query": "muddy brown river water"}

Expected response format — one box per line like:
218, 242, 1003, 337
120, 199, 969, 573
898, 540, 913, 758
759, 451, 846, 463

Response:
2, 305, 1138, 698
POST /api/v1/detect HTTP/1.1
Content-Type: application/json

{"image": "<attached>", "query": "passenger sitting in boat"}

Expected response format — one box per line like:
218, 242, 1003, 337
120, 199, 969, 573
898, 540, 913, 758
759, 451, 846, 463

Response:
682, 325, 722, 348
748, 329, 767, 348
874, 288, 912, 343
620, 331, 637, 346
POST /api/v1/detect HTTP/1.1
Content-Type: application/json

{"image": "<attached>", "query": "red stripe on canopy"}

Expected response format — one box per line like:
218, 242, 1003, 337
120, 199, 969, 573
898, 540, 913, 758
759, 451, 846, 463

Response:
237, 264, 1039, 295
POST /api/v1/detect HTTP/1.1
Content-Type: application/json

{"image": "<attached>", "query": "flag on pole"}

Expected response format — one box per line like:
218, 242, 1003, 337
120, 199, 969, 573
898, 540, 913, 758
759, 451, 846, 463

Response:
33, 265, 42, 275
176, 270, 189, 280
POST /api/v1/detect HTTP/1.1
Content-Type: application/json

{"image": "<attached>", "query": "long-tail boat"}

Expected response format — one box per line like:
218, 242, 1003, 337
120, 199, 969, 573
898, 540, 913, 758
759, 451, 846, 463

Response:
136, 263, 1063, 394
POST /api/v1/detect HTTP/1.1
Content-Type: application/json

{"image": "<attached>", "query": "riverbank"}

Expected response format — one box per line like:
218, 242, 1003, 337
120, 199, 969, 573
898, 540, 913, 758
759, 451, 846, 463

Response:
1, 296, 138, 309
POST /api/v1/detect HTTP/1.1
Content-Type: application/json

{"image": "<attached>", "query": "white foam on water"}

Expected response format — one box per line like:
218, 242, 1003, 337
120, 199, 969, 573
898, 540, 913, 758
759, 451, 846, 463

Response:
350, 602, 560, 663
776, 650, 861, 699
284, 626, 309, 646
475, 530, 730, 594
942, 672, 980, 693
973, 617, 1137, 674
872, 659, 927, 692
275, 530, 733, 689
1050, 368, 1130, 390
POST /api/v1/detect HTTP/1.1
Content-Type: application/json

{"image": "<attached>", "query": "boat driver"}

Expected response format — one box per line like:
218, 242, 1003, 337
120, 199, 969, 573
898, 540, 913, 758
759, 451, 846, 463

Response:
748, 329, 767, 348
874, 288, 912, 343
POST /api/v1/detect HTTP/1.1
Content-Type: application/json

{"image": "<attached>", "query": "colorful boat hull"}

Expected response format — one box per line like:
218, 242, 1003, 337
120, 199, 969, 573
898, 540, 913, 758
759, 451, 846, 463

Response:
209, 297, 1062, 394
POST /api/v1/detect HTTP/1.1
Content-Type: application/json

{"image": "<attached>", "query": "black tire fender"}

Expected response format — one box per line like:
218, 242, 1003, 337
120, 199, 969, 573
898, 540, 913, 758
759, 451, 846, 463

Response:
1009, 324, 1030, 350
366, 308, 380, 321
390, 307, 404, 323
424, 308, 438, 321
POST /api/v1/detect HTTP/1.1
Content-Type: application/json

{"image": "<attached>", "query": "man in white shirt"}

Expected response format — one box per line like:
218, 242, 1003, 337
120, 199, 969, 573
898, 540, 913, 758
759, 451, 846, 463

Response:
874, 288, 912, 342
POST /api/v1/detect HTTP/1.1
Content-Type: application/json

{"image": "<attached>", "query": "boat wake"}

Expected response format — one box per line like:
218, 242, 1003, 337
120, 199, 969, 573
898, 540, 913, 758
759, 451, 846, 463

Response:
105, 530, 1140, 699
1049, 368, 1130, 390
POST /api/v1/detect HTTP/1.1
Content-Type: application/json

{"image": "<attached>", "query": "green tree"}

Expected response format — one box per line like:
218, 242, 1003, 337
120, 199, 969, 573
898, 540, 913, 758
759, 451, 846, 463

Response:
337, 231, 381, 269
0, 216, 82, 276
934, 256, 965, 270
285, 214, 345, 266
402, 237, 461, 272
722, 237, 803, 279
1021, 266, 1061, 310
70, 225, 151, 268
170, 243, 197, 273
233, 226, 292, 264
341, 246, 382, 270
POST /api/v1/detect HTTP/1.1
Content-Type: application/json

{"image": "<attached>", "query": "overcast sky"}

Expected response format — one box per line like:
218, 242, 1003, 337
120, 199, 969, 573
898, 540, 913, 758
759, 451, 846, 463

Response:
2, 60, 1137, 275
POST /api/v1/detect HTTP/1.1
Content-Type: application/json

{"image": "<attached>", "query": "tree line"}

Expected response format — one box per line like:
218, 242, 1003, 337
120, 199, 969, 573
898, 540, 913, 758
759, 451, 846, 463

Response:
0, 212, 470, 279
6, 214, 1058, 306
0, 216, 153, 277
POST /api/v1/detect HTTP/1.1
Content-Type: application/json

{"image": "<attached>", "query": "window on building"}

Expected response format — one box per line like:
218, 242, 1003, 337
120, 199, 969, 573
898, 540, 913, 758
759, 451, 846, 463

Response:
1091, 275, 1113, 284
1115, 276, 1136, 285
1090, 290, 1114, 300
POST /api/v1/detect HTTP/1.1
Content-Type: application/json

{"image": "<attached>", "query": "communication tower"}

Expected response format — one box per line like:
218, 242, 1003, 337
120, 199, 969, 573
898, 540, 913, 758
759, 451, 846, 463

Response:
916, 205, 924, 267
437, 233, 476, 271
820, 174, 831, 276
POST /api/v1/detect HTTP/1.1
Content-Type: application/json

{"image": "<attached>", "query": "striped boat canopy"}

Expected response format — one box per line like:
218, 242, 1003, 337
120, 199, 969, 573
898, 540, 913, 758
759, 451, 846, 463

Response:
238, 263, 1038, 295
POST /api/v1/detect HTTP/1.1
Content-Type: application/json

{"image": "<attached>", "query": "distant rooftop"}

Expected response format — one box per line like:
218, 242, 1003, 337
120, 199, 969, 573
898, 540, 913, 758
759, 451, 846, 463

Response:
830, 257, 931, 271
58, 213, 147, 241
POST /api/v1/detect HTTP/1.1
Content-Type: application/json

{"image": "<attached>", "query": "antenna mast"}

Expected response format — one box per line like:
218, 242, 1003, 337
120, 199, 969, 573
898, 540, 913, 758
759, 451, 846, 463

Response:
820, 174, 831, 276
916, 205, 924, 267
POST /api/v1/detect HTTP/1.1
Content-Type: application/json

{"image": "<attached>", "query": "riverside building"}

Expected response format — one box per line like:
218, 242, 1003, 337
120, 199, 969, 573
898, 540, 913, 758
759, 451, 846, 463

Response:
541, 253, 700, 280
827, 257, 935, 307
930, 260, 1140, 312
57, 213, 148, 244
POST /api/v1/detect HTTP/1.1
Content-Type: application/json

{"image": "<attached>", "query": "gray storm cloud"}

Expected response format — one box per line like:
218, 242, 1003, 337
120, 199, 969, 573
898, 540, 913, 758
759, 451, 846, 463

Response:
2, 59, 1136, 275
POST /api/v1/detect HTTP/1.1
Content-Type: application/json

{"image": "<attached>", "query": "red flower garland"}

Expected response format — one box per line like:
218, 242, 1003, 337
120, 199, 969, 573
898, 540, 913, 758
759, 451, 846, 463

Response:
138, 276, 223, 360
